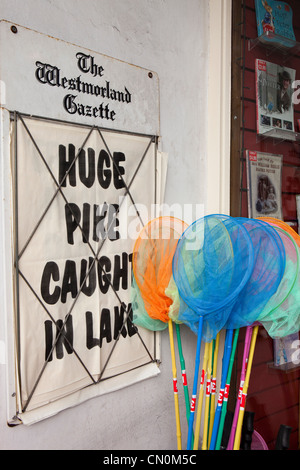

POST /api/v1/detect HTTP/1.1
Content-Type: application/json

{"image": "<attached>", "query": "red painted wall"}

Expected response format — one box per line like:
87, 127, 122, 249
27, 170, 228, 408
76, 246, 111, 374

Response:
234, 0, 300, 450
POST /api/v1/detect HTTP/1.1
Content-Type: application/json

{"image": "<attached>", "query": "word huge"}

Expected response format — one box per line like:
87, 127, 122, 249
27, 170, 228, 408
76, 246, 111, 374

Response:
59, 143, 126, 190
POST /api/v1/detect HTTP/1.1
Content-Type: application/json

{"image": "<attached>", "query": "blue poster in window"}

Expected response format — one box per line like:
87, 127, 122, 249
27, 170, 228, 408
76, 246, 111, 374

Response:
255, 0, 296, 47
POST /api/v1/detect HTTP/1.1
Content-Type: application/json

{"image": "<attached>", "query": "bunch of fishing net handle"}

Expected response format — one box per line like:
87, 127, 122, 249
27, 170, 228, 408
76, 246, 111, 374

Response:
131, 215, 300, 450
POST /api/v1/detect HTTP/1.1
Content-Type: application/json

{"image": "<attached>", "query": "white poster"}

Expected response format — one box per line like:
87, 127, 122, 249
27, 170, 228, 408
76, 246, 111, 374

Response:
246, 150, 283, 219
255, 59, 296, 137
13, 115, 160, 418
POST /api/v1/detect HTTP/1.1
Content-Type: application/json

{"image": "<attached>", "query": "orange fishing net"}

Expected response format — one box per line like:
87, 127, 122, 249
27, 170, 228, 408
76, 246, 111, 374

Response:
132, 216, 188, 324
258, 217, 300, 248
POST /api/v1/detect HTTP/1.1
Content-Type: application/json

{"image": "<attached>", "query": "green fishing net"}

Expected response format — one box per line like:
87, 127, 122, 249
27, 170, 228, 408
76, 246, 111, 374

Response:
131, 274, 167, 331
258, 226, 300, 338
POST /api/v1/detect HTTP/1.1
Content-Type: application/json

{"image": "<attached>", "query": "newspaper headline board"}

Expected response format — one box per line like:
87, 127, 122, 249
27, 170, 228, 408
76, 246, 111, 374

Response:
0, 20, 162, 422
0, 20, 160, 135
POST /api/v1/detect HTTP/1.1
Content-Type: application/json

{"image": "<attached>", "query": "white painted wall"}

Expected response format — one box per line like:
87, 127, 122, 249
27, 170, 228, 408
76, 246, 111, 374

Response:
0, 0, 229, 451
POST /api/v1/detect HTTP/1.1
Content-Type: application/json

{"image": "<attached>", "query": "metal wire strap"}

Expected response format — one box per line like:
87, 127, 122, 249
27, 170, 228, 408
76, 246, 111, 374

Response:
13, 112, 158, 412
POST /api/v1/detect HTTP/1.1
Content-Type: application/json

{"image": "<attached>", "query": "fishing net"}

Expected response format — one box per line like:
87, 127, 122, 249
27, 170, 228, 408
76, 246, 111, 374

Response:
131, 271, 180, 330
172, 214, 255, 342
131, 274, 167, 331
224, 218, 286, 330
258, 217, 300, 248
225, 219, 285, 451
132, 216, 188, 327
251, 430, 268, 450
257, 225, 300, 338
132, 216, 188, 450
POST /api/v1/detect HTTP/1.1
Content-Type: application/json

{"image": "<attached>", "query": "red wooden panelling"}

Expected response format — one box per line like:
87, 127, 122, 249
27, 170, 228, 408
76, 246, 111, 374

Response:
232, 0, 300, 449
250, 409, 299, 449
241, 1, 300, 225
282, 192, 297, 218
282, 165, 300, 193
236, 1, 300, 446
231, 327, 300, 449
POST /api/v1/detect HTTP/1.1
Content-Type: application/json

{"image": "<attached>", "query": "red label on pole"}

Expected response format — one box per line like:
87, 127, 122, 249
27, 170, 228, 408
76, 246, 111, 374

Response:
173, 378, 178, 394
217, 388, 224, 405
211, 378, 216, 395
238, 380, 244, 400
224, 383, 230, 401
182, 370, 187, 386
240, 393, 247, 410
200, 369, 205, 386
190, 395, 197, 412
206, 380, 211, 397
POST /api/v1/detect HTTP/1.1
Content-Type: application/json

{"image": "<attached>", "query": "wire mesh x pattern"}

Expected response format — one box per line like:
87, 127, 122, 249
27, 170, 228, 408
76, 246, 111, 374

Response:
13, 112, 158, 412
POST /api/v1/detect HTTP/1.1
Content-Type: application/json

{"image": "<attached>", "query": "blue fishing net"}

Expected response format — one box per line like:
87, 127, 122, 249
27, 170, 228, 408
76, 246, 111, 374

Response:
172, 214, 254, 342
224, 218, 286, 330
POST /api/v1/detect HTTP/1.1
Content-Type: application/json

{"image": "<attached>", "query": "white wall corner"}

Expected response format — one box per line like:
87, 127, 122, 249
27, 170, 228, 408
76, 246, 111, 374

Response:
205, 0, 232, 215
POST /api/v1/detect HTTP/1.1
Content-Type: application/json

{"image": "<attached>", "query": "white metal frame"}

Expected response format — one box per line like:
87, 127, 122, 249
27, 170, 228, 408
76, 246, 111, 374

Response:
206, 0, 232, 215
